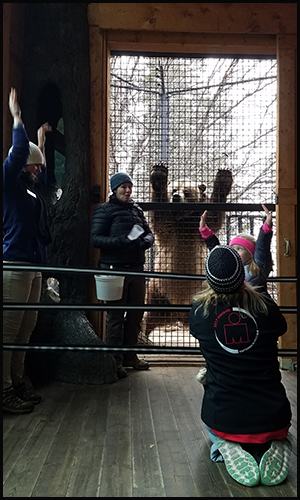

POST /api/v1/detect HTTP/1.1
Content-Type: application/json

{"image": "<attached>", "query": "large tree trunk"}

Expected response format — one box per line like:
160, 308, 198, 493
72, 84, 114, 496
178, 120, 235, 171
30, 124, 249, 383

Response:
19, 4, 116, 382
21, 3, 91, 302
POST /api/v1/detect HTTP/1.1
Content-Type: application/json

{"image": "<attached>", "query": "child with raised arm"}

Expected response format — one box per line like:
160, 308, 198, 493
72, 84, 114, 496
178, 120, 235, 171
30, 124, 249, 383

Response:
199, 204, 273, 295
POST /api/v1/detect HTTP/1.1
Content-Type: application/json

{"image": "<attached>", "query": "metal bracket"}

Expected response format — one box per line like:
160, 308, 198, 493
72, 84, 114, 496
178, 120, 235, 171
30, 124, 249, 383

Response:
284, 238, 290, 257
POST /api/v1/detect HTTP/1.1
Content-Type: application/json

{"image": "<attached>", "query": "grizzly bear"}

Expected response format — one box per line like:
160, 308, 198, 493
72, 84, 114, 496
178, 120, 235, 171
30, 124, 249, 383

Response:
142, 162, 233, 337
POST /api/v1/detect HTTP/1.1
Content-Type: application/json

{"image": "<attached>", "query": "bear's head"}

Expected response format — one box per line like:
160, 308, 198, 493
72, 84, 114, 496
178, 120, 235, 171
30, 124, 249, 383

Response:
167, 180, 207, 203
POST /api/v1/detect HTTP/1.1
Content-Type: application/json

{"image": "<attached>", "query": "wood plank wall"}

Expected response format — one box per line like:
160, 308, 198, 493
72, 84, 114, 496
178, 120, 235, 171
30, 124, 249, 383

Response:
88, 3, 297, 347
88, 3, 297, 35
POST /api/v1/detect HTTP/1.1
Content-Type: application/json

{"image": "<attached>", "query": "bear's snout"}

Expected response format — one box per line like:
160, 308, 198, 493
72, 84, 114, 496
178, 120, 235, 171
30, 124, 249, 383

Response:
172, 193, 182, 203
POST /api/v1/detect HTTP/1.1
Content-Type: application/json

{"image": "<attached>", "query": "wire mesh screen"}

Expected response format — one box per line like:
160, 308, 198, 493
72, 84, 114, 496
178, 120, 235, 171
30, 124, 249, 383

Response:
109, 53, 277, 347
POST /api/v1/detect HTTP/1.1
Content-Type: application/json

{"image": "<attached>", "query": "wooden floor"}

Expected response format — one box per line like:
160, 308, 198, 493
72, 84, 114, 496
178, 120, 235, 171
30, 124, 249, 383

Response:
3, 365, 297, 497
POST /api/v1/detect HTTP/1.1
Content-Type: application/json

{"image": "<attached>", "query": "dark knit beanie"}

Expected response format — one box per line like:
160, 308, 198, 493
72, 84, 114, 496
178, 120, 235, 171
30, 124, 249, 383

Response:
205, 245, 245, 293
110, 172, 133, 191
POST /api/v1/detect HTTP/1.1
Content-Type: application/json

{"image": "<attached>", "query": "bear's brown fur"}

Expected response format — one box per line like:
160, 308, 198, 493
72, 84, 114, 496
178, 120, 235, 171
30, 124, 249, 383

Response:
142, 162, 233, 337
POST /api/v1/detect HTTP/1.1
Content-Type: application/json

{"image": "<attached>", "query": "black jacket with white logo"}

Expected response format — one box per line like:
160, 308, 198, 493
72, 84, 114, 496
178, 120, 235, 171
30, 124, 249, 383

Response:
189, 298, 291, 434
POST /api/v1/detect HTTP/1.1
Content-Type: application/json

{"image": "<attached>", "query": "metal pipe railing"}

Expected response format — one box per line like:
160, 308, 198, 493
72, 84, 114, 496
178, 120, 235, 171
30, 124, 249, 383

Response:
2, 303, 297, 313
2, 262, 297, 281
3, 263, 297, 356
2, 344, 297, 357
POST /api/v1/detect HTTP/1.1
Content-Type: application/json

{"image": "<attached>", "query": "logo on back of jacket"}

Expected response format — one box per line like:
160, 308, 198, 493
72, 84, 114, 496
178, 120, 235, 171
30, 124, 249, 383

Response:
214, 308, 259, 354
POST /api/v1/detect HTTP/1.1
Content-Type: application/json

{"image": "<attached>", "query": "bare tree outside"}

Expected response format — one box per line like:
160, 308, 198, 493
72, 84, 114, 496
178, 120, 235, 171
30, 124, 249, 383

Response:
109, 55, 276, 201
109, 54, 277, 346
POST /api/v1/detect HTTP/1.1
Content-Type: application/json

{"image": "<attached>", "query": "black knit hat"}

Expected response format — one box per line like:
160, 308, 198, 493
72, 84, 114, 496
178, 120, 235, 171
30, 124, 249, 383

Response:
205, 245, 245, 293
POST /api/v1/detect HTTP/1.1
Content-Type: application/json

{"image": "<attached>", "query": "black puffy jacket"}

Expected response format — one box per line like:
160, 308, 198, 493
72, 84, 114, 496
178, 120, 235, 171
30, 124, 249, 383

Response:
90, 194, 154, 268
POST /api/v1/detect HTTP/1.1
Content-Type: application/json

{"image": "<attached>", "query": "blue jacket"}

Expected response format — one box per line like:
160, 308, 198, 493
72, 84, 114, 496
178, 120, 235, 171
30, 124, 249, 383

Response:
203, 228, 273, 294
3, 125, 51, 264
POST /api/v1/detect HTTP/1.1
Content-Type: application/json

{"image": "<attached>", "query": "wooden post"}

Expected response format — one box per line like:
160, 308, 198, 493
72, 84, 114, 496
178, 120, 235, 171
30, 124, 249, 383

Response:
276, 35, 297, 362
88, 25, 110, 339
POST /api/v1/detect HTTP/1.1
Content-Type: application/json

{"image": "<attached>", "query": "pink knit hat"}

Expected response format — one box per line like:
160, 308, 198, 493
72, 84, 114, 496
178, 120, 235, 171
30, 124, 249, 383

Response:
229, 237, 255, 256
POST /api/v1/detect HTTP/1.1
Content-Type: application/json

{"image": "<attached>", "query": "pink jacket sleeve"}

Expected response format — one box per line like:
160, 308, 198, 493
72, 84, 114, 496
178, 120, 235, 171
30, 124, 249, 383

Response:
262, 220, 273, 233
199, 225, 214, 239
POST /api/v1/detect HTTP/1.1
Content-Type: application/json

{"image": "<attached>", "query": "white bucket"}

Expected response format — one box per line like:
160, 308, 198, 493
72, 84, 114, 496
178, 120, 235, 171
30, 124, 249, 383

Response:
94, 275, 125, 301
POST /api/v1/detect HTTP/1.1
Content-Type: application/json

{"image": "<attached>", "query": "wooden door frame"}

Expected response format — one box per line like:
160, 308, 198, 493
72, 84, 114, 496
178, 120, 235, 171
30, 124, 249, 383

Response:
88, 22, 296, 352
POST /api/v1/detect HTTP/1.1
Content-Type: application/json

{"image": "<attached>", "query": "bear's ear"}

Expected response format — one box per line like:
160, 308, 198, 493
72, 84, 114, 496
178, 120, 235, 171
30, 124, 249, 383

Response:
198, 184, 206, 193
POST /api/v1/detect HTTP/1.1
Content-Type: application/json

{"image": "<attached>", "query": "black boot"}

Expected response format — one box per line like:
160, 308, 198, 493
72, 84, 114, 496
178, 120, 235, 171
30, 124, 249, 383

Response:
3, 386, 34, 414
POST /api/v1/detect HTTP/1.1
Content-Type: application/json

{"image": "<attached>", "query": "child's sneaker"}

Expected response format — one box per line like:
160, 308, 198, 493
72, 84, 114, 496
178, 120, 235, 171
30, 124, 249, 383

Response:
259, 438, 292, 486
196, 367, 207, 384
215, 436, 260, 487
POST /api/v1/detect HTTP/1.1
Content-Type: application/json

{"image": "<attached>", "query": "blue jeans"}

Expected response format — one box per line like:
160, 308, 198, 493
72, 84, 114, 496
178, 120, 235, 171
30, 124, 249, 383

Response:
205, 424, 272, 463
205, 425, 224, 462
